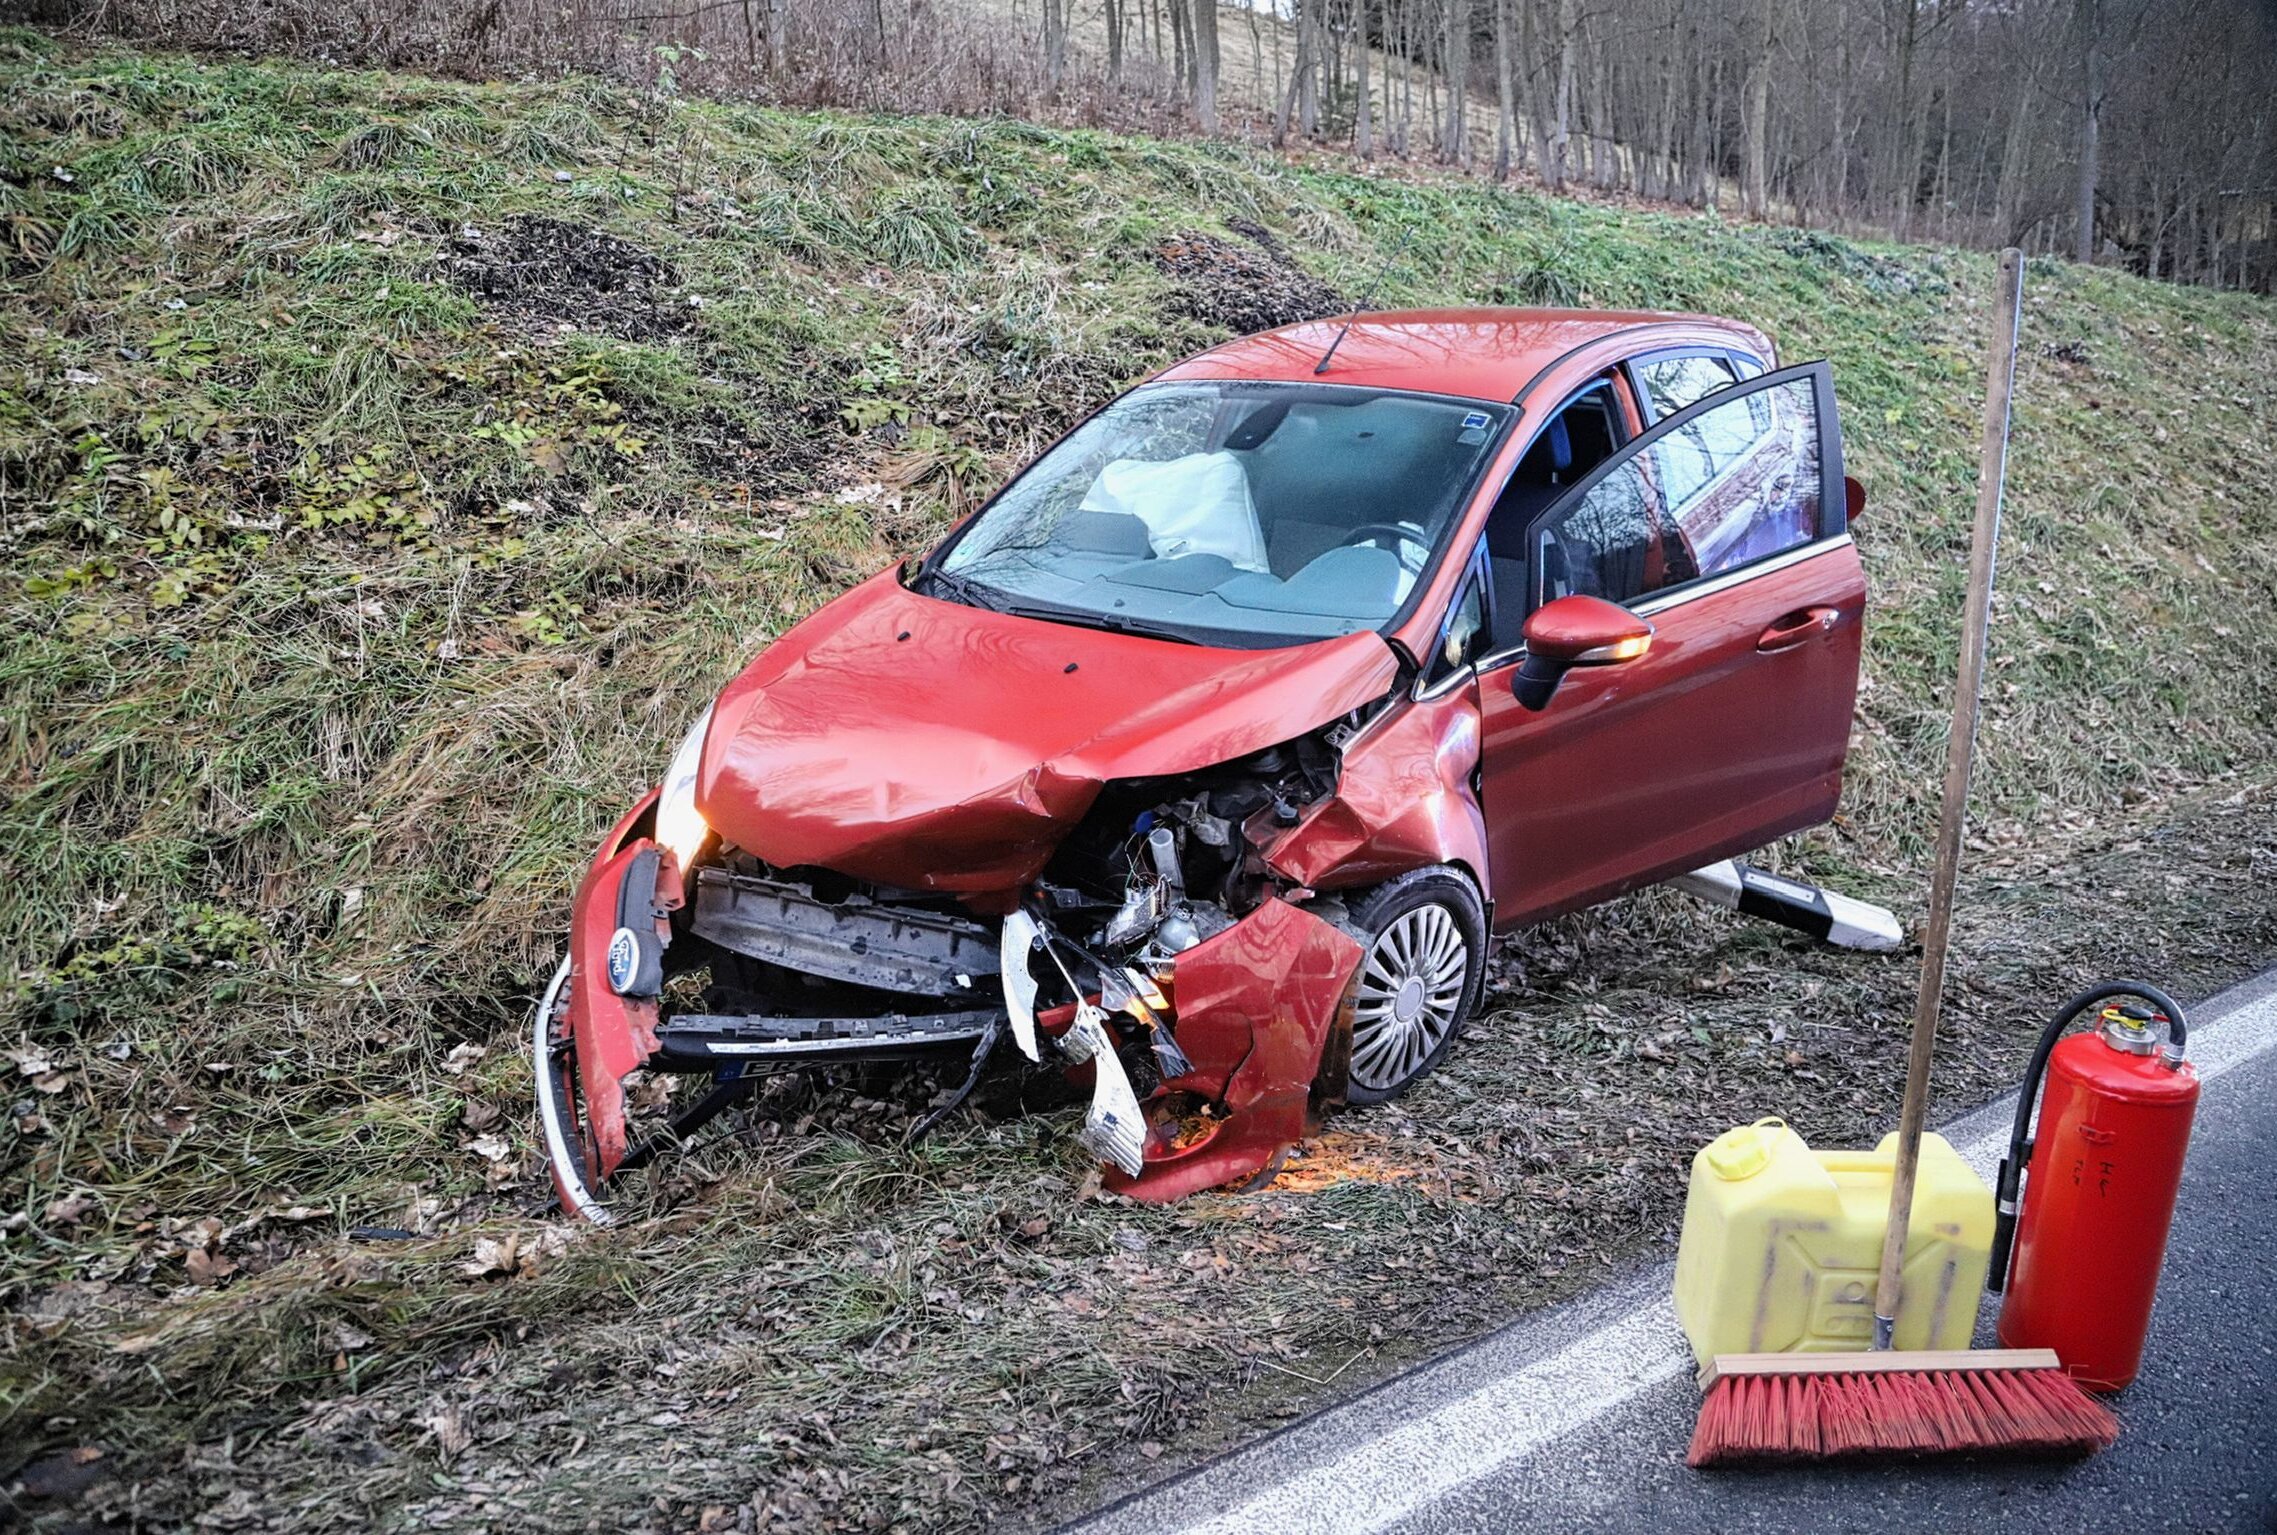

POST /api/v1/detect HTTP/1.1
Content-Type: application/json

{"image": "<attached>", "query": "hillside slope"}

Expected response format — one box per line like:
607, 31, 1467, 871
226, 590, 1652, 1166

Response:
3, 32, 2274, 1533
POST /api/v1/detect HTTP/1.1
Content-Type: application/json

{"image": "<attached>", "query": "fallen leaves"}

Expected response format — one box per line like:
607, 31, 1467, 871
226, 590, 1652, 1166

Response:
464, 1133, 512, 1164
458, 1226, 571, 1280
181, 1218, 237, 1286
184, 1244, 238, 1287
463, 1129, 523, 1190
9, 1039, 78, 1095
44, 1191, 96, 1227
460, 1235, 521, 1279
420, 1402, 472, 1463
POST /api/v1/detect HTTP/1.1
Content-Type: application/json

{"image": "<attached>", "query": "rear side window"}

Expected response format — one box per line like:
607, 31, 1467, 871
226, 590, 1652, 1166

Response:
1635, 354, 1741, 421
1535, 375, 1824, 607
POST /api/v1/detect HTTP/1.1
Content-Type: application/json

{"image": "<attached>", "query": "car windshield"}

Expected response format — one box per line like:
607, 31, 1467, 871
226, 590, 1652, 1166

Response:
931, 381, 1512, 647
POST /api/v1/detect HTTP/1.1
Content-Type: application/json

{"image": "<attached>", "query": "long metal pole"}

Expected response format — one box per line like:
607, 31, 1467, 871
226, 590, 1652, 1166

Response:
1873, 246, 2025, 1349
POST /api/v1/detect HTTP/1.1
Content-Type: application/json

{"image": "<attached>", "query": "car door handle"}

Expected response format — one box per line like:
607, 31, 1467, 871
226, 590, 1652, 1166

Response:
1757, 607, 1840, 652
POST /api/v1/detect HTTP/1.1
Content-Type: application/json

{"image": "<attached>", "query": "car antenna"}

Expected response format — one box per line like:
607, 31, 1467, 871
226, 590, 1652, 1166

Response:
1313, 228, 1413, 376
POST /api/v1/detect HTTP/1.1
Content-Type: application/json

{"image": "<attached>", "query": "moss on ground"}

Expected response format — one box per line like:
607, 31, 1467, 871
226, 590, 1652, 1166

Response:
2, 29, 2274, 1533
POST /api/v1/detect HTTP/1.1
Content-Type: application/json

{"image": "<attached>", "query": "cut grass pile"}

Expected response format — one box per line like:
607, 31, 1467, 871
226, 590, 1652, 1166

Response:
1, 28, 2274, 1533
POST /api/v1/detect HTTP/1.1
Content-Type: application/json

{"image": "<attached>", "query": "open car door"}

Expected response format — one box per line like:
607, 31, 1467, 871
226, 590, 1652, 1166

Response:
1476, 360, 1865, 927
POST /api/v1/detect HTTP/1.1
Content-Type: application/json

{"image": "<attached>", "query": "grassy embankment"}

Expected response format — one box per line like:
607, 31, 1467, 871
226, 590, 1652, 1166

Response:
2, 31, 2273, 1532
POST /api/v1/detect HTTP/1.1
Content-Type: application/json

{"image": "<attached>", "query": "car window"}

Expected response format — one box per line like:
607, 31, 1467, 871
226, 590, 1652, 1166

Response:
1481, 380, 1626, 651
1535, 375, 1824, 606
936, 382, 1512, 647
1656, 388, 1768, 509
1635, 353, 1740, 422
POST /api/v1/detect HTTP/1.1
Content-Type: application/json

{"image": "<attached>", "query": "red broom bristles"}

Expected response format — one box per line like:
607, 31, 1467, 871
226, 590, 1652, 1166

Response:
1688, 1366, 2119, 1467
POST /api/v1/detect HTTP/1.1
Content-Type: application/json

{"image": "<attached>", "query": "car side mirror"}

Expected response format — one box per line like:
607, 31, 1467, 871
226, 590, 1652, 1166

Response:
1512, 594, 1654, 711
1844, 475, 1867, 525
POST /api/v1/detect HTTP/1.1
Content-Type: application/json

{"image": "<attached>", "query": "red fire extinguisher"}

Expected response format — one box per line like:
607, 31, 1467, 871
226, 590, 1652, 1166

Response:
1988, 980, 2197, 1392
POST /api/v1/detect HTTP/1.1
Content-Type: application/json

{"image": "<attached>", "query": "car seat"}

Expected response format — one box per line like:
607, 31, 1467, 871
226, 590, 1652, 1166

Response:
1482, 415, 1574, 648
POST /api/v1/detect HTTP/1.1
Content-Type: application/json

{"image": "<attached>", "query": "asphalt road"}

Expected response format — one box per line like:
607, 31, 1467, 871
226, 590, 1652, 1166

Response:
1069, 968, 2277, 1535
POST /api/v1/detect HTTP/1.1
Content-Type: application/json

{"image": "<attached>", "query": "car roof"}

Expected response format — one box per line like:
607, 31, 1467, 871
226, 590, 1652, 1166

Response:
1153, 307, 1774, 405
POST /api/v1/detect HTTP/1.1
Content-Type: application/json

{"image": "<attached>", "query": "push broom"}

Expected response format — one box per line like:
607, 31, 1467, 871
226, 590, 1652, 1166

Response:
1687, 248, 2118, 1466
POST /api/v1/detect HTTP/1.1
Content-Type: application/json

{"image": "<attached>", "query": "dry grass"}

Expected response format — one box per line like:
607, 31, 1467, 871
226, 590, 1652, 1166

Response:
1, 30, 2274, 1533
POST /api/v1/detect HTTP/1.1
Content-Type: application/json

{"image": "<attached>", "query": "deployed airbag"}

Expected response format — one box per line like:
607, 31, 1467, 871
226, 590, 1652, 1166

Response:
1082, 452, 1268, 571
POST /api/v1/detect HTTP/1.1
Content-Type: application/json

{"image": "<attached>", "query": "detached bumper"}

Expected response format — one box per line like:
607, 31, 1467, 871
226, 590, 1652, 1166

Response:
533, 953, 610, 1222
537, 807, 1368, 1216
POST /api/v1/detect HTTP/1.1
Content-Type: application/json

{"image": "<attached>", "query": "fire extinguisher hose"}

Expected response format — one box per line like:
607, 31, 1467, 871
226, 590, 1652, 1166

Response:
1987, 978, 2189, 1293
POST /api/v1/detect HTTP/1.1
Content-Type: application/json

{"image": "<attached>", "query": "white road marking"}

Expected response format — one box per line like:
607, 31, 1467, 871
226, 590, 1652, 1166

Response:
1146, 976, 2277, 1535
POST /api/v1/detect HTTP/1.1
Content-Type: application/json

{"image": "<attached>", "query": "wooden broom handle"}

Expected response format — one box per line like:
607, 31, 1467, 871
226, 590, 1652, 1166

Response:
1872, 247, 2025, 1348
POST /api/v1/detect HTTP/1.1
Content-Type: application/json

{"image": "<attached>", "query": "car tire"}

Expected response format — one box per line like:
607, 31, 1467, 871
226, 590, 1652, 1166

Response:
1342, 866, 1488, 1104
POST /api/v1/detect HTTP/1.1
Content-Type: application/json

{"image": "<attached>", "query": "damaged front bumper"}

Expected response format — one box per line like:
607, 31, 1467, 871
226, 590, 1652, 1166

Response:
536, 820, 1367, 1219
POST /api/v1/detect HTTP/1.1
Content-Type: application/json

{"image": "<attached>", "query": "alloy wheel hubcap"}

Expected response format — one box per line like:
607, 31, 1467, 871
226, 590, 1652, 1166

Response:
1351, 904, 1468, 1092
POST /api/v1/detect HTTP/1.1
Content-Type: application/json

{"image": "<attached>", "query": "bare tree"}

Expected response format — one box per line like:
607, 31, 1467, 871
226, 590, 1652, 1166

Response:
2073, 0, 2103, 261
1041, 0, 1068, 90
1355, 0, 1374, 156
1193, 0, 1221, 132
1491, 0, 1516, 178
1439, 0, 1468, 163
1548, 0, 1576, 190
1739, 0, 1775, 218
1273, 0, 1318, 144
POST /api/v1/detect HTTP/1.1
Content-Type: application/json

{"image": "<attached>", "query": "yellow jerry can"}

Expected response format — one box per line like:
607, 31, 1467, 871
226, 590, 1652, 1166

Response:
1672, 1117, 1994, 1370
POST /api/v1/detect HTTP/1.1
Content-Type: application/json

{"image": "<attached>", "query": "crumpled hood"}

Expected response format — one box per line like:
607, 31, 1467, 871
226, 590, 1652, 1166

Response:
695, 569, 1402, 895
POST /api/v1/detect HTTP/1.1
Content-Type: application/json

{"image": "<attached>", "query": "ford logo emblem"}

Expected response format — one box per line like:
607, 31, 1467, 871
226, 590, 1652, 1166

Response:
605, 927, 640, 994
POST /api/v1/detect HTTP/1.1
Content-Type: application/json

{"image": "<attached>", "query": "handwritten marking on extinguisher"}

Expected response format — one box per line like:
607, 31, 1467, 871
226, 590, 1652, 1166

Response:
2075, 1122, 2117, 1197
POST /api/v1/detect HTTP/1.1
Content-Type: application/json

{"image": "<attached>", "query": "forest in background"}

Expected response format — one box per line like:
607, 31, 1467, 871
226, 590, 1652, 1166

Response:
20, 0, 2276, 292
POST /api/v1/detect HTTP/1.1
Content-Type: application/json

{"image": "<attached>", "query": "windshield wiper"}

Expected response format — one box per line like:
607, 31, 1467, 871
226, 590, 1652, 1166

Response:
918, 567, 1006, 612
1001, 604, 1204, 646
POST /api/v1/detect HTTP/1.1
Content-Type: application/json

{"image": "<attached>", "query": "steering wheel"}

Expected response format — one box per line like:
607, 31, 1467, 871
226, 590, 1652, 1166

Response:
1342, 521, 1432, 575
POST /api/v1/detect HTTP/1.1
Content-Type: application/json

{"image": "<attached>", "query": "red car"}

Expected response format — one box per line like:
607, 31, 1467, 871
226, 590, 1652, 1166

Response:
535, 308, 1866, 1219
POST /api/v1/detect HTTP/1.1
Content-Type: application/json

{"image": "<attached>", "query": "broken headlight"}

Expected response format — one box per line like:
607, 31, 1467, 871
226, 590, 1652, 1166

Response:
1097, 823, 1234, 967
653, 700, 715, 874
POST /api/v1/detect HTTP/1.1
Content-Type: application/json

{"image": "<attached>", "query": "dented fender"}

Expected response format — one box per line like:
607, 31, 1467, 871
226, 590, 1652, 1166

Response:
1261, 688, 1491, 896
1107, 898, 1364, 1202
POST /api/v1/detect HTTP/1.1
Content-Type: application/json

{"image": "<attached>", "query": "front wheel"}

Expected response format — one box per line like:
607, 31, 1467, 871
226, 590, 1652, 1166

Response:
1343, 867, 1487, 1104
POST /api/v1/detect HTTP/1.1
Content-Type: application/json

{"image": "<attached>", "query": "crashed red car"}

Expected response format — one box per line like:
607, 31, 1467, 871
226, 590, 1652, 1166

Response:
536, 308, 1875, 1220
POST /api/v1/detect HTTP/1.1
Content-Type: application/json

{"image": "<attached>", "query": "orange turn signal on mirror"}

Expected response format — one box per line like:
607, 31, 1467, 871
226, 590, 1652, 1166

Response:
1577, 634, 1652, 664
